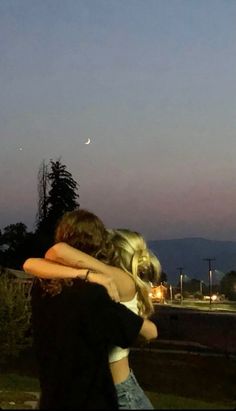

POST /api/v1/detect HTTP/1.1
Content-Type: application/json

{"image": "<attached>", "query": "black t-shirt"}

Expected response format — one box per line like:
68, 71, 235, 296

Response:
31, 278, 143, 410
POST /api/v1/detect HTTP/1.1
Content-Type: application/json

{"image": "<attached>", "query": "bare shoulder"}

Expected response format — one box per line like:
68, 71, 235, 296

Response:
108, 266, 136, 301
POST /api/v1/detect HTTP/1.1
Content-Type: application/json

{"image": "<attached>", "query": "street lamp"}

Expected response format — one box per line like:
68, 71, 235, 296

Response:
180, 274, 183, 303
169, 284, 173, 302
177, 267, 184, 304
200, 280, 204, 294
203, 258, 216, 307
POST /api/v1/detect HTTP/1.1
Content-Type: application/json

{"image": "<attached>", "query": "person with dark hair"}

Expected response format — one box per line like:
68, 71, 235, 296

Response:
25, 209, 157, 409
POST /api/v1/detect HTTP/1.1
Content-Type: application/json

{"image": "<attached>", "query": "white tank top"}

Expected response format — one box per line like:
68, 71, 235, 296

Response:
109, 293, 139, 363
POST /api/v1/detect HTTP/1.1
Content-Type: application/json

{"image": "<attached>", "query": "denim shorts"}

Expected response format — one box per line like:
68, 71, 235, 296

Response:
115, 369, 154, 409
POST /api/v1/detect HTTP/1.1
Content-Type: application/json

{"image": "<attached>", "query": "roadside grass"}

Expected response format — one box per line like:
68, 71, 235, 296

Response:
0, 384, 232, 410
0, 373, 39, 391
0, 371, 235, 410
130, 350, 236, 410
0, 391, 38, 410
167, 300, 236, 312
0, 373, 40, 410
1, 349, 236, 410
146, 391, 234, 409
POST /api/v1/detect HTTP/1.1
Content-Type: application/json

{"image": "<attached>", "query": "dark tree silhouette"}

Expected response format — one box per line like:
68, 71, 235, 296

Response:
220, 271, 236, 301
0, 223, 36, 269
35, 158, 80, 252
0, 159, 79, 265
36, 160, 48, 230
159, 271, 168, 284
47, 159, 79, 228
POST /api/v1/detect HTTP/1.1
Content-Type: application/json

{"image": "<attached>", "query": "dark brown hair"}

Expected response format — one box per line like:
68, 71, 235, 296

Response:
41, 208, 114, 296
55, 209, 114, 261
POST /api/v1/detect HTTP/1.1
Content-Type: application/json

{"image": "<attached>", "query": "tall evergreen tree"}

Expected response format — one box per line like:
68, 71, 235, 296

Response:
47, 159, 80, 224
36, 160, 49, 230
36, 159, 80, 250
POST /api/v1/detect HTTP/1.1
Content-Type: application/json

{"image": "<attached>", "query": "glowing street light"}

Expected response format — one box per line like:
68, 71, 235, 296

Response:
200, 280, 204, 294
169, 284, 173, 302
203, 258, 216, 307
177, 267, 184, 303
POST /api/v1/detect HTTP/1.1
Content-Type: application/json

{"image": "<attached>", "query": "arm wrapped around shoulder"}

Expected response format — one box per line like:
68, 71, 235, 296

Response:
87, 284, 144, 349
139, 318, 158, 341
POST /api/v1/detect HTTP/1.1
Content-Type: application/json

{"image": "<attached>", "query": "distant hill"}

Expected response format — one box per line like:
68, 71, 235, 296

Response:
148, 237, 236, 285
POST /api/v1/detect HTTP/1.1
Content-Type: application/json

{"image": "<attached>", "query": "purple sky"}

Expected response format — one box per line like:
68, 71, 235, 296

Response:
1, 0, 236, 241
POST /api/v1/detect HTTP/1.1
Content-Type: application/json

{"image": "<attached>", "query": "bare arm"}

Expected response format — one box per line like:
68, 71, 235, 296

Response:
23, 258, 120, 302
45, 242, 136, 301
45, 242, 112, 274
23, 258, 88, 279
139, 318, 158, 341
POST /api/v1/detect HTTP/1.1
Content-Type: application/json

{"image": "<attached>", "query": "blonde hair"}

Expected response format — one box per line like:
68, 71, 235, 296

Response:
108, 229, 162, 318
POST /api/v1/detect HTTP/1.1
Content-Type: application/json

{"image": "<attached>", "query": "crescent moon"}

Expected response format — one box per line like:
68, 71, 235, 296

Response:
85, 138, 91, 145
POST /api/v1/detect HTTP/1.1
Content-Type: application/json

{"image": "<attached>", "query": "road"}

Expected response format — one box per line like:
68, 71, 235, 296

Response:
150, 304, 236, 355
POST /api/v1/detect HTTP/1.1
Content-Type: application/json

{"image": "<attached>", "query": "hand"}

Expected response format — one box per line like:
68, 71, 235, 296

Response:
87, 272, 120, 302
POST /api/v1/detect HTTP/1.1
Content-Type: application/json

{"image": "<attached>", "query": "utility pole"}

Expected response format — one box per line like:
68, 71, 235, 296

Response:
203, 258, 216, 307
177, 266, 184, 304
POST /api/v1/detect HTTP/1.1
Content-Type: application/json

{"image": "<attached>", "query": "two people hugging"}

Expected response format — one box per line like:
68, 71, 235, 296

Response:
24, 208, 161, 409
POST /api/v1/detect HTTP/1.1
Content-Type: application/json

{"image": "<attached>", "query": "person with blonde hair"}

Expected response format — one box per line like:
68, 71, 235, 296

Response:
107, 228, 161, 317
24, 212, 161, 409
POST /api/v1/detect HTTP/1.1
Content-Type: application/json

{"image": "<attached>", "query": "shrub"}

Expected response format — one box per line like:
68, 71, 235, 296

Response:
0, 270, 32, 365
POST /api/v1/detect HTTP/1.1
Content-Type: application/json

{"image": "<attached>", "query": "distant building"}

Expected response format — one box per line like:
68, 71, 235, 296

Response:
150, 284, 168, 303
1, 267, 33, 298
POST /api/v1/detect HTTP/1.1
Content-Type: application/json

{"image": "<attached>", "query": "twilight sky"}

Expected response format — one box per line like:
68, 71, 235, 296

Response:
1, 0, 236, 241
